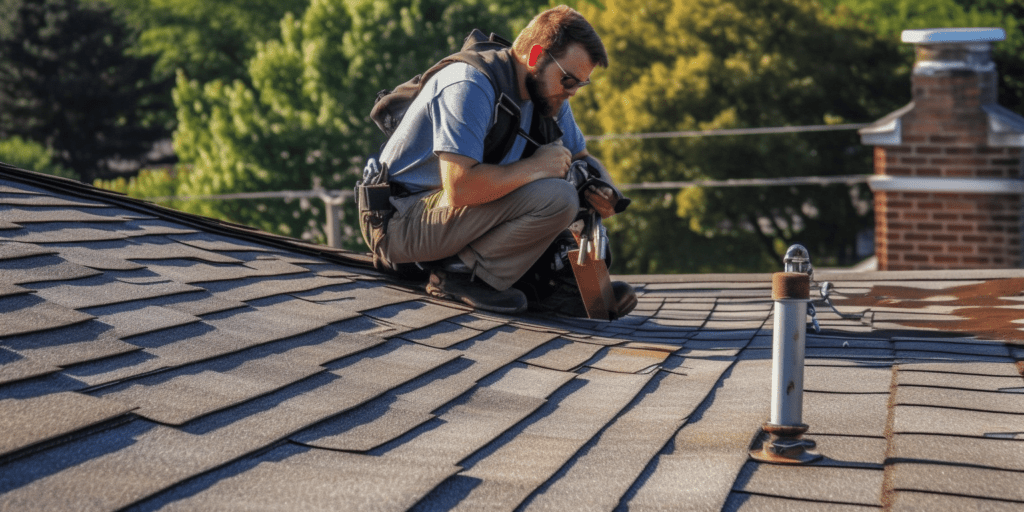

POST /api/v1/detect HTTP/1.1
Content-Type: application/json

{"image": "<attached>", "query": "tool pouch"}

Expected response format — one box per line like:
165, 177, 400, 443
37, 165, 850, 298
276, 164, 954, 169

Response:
355, 180, 395, 270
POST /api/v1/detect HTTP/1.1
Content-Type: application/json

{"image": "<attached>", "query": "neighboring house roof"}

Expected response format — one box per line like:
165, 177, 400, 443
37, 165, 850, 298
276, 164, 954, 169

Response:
1, 163, 1023, 511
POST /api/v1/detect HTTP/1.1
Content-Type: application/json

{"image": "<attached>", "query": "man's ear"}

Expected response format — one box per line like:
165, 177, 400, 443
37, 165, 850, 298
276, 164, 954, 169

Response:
528, 45, 543, 67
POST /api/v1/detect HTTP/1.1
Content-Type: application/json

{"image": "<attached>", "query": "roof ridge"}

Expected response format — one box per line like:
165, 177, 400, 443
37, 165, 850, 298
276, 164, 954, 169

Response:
0, 163, 376, 271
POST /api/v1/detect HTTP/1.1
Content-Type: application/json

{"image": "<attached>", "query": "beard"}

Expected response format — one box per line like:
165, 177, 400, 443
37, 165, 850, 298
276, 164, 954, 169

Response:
525, 71, 557, 118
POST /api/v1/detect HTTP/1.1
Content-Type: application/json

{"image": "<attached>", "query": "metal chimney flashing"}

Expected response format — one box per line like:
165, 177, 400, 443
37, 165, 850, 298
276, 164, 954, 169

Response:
902, 28, 1005, 76
901, 27, 1006, 44
868, 175, 1024, 194
983, 103, 1024, 147
858, 103, 912, 146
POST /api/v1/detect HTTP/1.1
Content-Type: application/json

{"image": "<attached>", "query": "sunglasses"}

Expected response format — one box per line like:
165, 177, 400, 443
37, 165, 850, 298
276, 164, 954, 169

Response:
546, 50, 591, 90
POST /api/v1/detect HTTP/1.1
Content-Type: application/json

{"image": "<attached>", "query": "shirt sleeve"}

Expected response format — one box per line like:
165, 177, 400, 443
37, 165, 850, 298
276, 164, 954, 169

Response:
556, 101, 587, 156
427, 67, 495, 163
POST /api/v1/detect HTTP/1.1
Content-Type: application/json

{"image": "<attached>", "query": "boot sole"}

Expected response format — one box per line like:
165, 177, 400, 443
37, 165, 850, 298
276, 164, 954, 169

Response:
427, 285, 527, 315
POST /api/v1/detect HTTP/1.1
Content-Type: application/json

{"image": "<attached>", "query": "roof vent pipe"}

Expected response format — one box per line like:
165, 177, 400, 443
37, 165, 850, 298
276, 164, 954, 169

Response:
750, 246, 822, 464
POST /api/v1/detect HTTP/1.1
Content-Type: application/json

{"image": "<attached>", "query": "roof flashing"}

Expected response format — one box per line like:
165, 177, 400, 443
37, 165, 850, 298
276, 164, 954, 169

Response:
868, 175, 1024, 194
859, 103, 912, 146
983, 103, 1024, 147
901, 28, 1006, 44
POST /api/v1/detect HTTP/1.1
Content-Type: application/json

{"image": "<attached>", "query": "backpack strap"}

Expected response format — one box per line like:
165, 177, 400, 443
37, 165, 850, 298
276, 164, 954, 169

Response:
427, 31, 524, 164
455, 31, 564, 161
372, 30, 562, 166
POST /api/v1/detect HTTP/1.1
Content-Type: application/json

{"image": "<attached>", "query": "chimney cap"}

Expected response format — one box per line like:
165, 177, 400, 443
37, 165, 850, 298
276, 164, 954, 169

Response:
902, 28, 1005, 44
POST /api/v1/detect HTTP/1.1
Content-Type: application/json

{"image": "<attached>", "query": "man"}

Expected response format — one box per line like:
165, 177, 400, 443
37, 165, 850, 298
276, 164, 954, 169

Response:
364, 5, 636, 317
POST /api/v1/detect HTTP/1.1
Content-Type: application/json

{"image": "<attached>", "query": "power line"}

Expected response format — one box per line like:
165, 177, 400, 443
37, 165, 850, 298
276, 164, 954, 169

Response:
140, 175, 870, 203
136, 122, 873, 201
618, 174, 871, 191
584, 123, 869, 142
144, 189, 353, 203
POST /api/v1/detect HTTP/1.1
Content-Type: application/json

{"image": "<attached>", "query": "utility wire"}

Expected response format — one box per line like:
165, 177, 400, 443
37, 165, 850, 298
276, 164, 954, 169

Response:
141, 175, 870, 202
584, 123, 869, 142
619, 174, 871, 191
138, 124, 873, 200
144, 189, 353, 203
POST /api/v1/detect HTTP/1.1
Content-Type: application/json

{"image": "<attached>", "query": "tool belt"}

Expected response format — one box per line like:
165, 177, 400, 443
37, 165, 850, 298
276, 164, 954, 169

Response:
355, 179, 397, 272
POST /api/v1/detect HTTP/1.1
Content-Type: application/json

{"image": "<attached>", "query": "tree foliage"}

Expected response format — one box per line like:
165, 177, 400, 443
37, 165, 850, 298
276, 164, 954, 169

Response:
573, 0, 908, 273
0, 136, 75, 178
0, 0, 168, 181
957, 0, 1024, 113
167, 0, 546, 245
824, 0, 1024, 114
104, 0, 308, 86
94, 167, 185, 208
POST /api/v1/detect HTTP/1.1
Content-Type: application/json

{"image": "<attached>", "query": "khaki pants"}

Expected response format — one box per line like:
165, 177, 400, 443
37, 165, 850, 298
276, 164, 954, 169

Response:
378, 178, 579, 291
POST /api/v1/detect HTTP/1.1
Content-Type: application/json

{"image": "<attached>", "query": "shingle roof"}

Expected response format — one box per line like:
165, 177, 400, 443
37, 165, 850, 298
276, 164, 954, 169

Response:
1, 163, 1023, 511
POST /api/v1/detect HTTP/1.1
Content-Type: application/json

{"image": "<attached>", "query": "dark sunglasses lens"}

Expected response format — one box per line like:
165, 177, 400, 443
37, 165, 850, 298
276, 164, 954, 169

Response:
561, 76, 580, 89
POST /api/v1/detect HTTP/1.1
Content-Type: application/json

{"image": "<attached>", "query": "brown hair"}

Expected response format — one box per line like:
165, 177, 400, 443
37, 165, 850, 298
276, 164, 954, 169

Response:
512, 5, 608, 68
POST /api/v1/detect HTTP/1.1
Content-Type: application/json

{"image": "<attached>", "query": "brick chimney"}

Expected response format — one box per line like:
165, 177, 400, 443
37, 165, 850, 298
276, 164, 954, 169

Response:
860, 28, 1024, 270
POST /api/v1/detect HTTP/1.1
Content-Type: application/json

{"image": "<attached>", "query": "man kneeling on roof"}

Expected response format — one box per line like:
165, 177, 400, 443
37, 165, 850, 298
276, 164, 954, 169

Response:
359, 5, 637, 318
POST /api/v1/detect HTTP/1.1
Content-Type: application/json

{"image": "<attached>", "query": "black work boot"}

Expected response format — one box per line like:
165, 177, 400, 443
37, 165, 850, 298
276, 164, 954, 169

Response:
426, 270, 528, 315
527, 275, 638, 320
611, 281, 638, 318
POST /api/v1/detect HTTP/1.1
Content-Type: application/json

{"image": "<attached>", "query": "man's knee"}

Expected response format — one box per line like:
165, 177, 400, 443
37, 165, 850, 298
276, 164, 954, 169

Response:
524, 178, 579, 226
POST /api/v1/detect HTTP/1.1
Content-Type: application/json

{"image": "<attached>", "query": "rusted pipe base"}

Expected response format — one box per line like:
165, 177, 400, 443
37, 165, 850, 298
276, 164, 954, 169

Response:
749, 423, 822, 464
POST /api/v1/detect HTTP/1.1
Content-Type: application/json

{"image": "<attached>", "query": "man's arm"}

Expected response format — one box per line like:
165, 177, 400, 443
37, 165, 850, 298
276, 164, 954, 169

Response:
438, 142, 572, 208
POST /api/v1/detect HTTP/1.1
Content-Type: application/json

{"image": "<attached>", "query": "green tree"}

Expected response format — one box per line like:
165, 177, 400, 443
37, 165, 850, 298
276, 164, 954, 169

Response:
0, 0, 168, 182
168, 0, 546, 245
957, 0, 1024, 114
574, 0, 906, 273
0, 136, 75, 178
104, 0, 308, 87
94, 166, 185, 206
823, 0, 1023, 114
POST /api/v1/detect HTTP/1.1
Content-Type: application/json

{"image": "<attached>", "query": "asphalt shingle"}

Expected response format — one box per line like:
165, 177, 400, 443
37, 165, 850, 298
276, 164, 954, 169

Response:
3, 320, 140, 369
435, 369, 653, 511
522, 370, 722, 511
892, 404, 1024, 436
0, 348, 59, 385
0, 391, 134, 459
892, 434, 1024, 472
518, 337, 604, 371
396, 321, 484, 350
0, 293, 94, 337
623, 358, 769, 511
382, 367, 572, 465
90, 328, 382, 425
733, 462, 884, 507
29, 274, 200, 310
149, 444, 460, 512
724, 493, 880, 511
0, 253, 102, 285
889, 462, 1024, 503
890, 491, 1024, 512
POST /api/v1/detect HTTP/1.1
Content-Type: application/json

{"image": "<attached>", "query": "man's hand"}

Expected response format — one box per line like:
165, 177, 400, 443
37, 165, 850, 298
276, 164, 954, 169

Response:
583, 185, 618, 219
530, 141, 572, 179
573, 151, 628, 219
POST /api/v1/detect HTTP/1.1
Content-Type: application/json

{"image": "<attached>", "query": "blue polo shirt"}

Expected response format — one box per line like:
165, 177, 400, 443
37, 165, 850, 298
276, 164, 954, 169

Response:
380, 63, 586, 194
